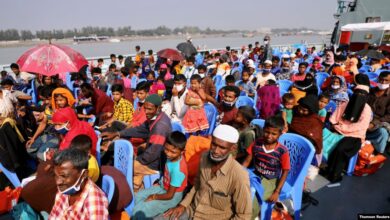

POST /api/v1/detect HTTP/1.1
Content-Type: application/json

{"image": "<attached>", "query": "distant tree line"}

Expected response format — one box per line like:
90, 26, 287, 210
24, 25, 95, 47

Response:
0, 26, 242, 41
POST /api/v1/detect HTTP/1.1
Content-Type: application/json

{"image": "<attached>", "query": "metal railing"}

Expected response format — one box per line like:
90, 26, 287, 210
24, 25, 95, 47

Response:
0, 42, 325, 72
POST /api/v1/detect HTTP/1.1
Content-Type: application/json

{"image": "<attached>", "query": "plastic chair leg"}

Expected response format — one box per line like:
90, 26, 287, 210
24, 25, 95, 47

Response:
292, 189, 303, 220
260, 202, 273, 220
347, 153, 358, 176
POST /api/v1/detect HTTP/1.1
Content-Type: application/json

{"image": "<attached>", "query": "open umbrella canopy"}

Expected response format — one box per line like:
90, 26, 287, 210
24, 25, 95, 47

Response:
157, 48, 183, 61
356, 49, 385, 60
16, 43, 88, 76
177, 42, 197, 58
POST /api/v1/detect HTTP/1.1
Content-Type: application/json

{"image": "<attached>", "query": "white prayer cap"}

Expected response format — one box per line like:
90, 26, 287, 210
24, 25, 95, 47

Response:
282, 54, 290, 59
264, 60, 272, 65
213, 125, 239, 144
290, 54, 296, 58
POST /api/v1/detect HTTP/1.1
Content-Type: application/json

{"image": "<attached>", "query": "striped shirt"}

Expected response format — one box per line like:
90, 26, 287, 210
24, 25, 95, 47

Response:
247, 140, 290, 179
180, 153, 252, 220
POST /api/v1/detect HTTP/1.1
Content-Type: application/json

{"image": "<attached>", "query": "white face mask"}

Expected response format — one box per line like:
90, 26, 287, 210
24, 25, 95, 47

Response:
331, 85, 340, 90
264, 40, 269, 45
175, 84, 184, 92
377, 83, 389, 90
59, 169, 87, 195
198, 73, 205, 78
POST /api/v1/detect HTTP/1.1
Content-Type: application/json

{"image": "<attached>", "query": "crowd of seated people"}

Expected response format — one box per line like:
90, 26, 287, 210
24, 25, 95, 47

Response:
0, 41, 389, 219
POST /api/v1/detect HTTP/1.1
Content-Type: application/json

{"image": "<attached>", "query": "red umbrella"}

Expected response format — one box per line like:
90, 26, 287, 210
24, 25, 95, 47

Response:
157, 48, 183, 61
16, 43, 88, 76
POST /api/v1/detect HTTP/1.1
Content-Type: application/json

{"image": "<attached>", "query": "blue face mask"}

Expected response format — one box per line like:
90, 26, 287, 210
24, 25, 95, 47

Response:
59, 169, 87, 195
55, 122, 69, 135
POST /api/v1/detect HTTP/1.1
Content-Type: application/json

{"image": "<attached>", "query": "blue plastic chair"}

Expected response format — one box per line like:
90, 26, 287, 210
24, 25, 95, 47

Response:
277, 80, 293, 96
250, 119, 265, 128
249, 133, 315, 220
0, 162, 21, 187
366, 72, 379, 83
315, 72, 329, 88
94, 130, 102, 167
203, 103, 218, 135
133, 97, 139, 110
171, 121, 186, 134
359, 65, 372, 73
325, 100, 337, 114
346, 153, 359, 176
143, 172, 161, 189
65, 72, 74, 92
213, 75, 222, 86
215, 84, 224, 100
131, 75, 138, 89
102, 175, 115, 204
235, 96, 254, 108
73, 87, 81, 100
113, 139, 134, 215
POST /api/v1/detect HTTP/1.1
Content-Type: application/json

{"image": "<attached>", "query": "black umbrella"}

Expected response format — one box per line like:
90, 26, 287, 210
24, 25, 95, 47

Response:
356, 49, 385, 60
176, 42, 197, 58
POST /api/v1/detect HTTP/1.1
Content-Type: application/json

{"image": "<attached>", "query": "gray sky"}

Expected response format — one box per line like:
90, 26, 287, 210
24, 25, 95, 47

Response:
1, 0, 337, 31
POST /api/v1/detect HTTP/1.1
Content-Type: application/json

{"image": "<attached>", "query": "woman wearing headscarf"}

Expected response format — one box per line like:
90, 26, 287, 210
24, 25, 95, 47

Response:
52, 107, 97, 155
51, 87, 75, 111
290, 73, 318, 105
323, 74, 372, 182
290, 95, 324, 165
326, 75, 349, 105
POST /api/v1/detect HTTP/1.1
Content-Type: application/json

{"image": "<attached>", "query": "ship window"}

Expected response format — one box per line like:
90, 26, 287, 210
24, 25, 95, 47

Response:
366, 17, 381, 23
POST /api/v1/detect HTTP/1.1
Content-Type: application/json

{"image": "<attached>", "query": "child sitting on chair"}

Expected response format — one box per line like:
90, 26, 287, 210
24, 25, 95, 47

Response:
132, 131, 188, 219
243, 116, 290, 203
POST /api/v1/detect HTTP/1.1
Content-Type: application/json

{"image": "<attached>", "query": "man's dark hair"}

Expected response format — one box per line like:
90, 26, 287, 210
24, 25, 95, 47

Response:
197, 64, 207, 72
224, 85, 240, 97
1, 79, 14, 86
111, 84, 124, 93
148, 50, 153, 55
282, 93, 295, 103
97, 58, 104, 63
299, 62, 309, 68
166, 131, 187, 151
238, 106, 256, 123
53, 148, 89, 171
379, 71, 390, 79
190, 74, 202, 83
120, 67, 128, 76
80, 83, 94, 98
110, 54, 116, 58
118, 55, 124, 60
1, 70, 7, 76
136, 81, 150, 92
135, 45, 140, 50
187, 56, 195, 63
174, 74, 187, 83
92, 67, 102, 74
10, 63, 19, 69
319, 92, 330, 101
264, 116, 285, 132
109, 64, 116, 70
226, 46, 231, 51
39, 86, 55, 98
272, 56, 280, 62
70, 134, 92, 153
225, 75, 235, 84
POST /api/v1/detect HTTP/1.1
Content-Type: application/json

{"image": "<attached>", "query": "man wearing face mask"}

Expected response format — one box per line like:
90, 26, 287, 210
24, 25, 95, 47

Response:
50, 148, 108, 219
255, 60, 276, 88
211, 85, 240, 126
366, 71, 390, 153
165, 74, 189, 122
101, 94, 172, 191
198, 64, 216, 99
261, 35, 273, 63
91, 67, 108, 92
158, 125, 251, 220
